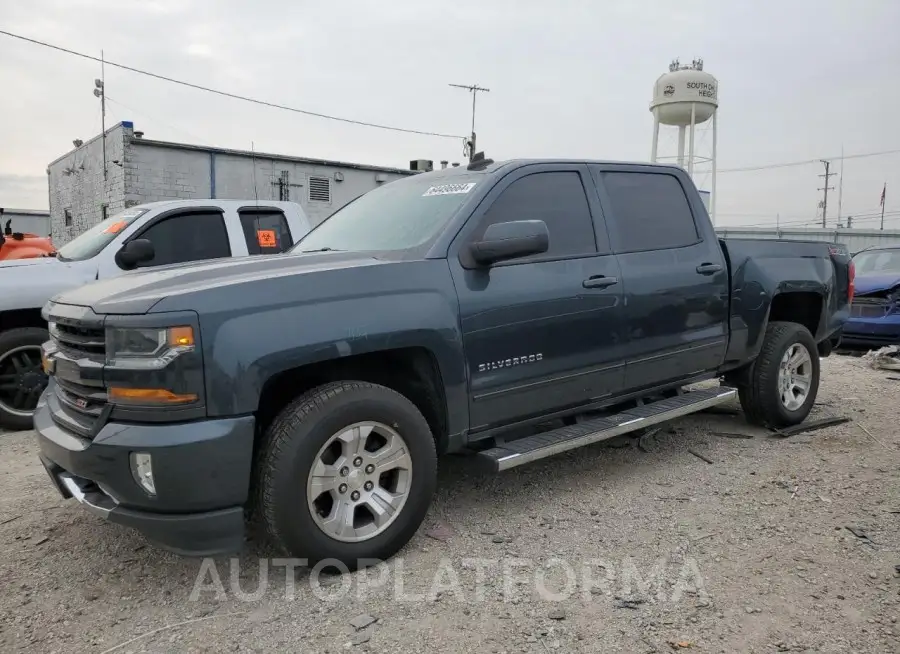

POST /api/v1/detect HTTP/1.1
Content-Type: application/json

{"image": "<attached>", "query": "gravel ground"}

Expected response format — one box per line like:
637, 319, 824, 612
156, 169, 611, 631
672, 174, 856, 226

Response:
1, 354, 898, 653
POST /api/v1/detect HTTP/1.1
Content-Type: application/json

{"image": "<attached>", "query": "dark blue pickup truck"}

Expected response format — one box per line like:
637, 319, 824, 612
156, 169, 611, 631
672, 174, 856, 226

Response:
35, 157, 853, 567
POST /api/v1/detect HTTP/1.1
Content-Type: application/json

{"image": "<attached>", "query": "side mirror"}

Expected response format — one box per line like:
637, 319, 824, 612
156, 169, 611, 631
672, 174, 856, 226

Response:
469, 220, 549, 266
115, 238, 155, 270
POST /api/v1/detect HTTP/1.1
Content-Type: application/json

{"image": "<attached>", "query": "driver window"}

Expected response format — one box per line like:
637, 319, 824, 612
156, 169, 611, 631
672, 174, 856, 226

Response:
473, 172, 598, 260
133, 211, 231, 268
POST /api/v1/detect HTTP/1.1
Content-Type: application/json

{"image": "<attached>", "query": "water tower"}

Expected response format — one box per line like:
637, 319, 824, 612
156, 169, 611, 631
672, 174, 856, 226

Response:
650, 58, 719, 223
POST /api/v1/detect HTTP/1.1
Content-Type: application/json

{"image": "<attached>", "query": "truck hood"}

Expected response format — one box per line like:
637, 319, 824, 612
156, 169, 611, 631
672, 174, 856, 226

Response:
854, 273, 900, 296
0, 256, 98, 313
52, 252, 388, 314
0, 255, 61, 269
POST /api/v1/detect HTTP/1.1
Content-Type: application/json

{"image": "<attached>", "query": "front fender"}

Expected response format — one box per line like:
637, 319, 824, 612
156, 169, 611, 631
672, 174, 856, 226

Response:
201, 289, 467, 433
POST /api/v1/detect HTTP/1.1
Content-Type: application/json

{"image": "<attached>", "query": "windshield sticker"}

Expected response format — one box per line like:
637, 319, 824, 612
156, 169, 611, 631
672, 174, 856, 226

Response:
257, 229, 277, 248
104, 220, 127, 234
422, 182, 477, 197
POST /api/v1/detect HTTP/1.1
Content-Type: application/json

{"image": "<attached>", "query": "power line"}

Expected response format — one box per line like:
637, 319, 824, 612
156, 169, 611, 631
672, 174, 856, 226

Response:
720, 210, 900, 230
0, 29, 465, 140
5, 29, 899, 176
718, 147, 900, 173
718, 207, 893, 221
105, 96, 211, 145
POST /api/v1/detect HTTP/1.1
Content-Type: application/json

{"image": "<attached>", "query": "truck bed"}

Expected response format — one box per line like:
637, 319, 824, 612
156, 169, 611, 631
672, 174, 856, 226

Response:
718, 237, 853, 370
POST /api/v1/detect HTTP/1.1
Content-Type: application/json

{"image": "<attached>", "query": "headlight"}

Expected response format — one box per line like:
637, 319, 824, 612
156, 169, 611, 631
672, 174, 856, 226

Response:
105, 325, 200, 407
106, 326, 195, 367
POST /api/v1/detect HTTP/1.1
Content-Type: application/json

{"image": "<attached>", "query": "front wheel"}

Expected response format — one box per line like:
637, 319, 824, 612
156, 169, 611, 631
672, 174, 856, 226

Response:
257, 381, 437, 569
738, 321, 820, 428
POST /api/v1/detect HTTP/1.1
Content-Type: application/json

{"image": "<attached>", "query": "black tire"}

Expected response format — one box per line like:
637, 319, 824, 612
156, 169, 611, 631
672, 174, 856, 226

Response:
738, 321, 820, 428
0, 327, 49, 431
257, 381, 437, 570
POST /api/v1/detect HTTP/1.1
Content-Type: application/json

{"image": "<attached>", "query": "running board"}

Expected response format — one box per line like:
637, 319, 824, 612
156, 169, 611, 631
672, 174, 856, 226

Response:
476, 387, 737, 472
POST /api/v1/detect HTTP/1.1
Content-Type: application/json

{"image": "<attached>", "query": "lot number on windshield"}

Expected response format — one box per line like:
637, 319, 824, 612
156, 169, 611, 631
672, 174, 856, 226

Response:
422, 182, 477, 197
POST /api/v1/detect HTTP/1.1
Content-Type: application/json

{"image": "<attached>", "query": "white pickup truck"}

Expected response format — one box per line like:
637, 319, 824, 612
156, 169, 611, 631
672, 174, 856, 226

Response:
0, 199, 311, 430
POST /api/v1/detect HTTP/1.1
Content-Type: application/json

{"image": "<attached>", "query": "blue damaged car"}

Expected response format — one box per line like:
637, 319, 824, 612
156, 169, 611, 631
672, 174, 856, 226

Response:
843, 244, 900, 348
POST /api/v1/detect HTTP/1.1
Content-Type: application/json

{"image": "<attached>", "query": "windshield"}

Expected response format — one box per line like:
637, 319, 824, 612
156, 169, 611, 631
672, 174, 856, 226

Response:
853, 249, 900, 276
56, 208, 149, 262
293, 175, 482, 253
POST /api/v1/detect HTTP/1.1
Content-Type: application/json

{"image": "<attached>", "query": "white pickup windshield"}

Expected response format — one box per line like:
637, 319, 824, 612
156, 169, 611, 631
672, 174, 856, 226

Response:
56, 208, 149, 262
293, 175, 481, 253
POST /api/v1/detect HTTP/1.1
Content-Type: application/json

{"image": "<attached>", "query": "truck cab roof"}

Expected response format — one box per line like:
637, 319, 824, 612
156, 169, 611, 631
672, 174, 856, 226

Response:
417, 158, 684, 179
133, 199, 305, 212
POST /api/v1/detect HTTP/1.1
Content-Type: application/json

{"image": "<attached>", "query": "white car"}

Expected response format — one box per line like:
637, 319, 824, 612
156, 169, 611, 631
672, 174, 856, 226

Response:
0, 199, 311, 430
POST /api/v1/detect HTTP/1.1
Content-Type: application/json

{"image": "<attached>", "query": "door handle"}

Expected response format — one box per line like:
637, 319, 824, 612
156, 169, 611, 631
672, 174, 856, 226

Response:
583, 275, 619, 289
696, 263, 723, 275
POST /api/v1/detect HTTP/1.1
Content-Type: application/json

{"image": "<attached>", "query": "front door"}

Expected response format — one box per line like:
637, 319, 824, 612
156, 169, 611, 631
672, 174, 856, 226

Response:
449, 164, 626, 432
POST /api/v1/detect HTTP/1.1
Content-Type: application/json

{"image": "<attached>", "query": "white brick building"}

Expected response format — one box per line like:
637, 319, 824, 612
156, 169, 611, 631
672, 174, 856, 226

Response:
47, 121, 415, 243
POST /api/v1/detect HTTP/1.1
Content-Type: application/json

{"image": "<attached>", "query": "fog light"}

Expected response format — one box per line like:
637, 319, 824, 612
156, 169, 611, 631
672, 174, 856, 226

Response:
130, 452, 156, 495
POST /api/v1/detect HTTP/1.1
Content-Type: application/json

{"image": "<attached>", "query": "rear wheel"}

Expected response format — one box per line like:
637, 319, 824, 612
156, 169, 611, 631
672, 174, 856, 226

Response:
738, 321, 820, 428
257, 381, 437, 569
0, 327, 49, 431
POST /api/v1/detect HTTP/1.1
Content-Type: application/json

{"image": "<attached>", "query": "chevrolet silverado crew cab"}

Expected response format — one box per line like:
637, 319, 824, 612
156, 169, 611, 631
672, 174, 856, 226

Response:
35, 157, 853, 566
0, 199, 310, 430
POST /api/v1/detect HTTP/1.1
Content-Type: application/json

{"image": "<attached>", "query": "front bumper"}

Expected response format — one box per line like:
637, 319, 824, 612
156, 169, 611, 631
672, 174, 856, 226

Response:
34, 383, 255, 556
842, 315, 900, 348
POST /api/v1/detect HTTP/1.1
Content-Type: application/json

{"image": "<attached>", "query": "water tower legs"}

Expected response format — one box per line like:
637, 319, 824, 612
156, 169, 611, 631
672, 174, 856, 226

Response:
651, 110, 660, 162
710, 110, 718, 226
688, 103, 697, 176
677, 126, 686, 168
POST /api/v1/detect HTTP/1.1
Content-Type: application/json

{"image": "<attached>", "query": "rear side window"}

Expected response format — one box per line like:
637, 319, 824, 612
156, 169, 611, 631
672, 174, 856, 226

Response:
134, 211, 231, 268
240, 210, 293, 255
599, 172, 699, 253
473, 171, 598, 260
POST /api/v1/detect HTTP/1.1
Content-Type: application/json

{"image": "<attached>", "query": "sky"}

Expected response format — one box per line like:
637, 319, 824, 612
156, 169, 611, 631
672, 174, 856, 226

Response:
2, 0, 900, 230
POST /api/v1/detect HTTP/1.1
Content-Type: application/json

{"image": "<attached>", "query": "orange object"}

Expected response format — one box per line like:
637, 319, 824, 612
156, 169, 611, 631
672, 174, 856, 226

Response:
104, 220, 127, 234
0, 232, 55, 261
257, 229, 277, 248
108, 387, 198, 405
167, 326, 195, 348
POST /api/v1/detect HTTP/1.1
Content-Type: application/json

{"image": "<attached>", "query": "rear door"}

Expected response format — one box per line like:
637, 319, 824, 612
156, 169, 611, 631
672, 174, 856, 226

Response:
589, 166, 728, 390
449, 164, 626, 431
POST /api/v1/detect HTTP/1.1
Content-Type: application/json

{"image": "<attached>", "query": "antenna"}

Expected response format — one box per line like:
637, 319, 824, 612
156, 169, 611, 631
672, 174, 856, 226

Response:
449, 83, 490, 160
251, 141, 260, 207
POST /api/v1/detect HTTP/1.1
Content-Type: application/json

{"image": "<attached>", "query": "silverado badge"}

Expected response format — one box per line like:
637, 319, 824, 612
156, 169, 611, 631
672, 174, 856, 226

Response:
478, 353, 543, 373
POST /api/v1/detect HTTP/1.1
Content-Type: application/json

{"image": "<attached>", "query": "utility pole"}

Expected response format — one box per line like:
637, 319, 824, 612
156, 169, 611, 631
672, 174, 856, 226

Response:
818, 159, 835, 228
837, 144, 844, 225
449, 83, 490, 160
93, 50, 107, 180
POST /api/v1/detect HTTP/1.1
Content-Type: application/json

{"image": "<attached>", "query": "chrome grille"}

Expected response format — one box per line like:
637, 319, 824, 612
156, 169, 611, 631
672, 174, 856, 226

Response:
51, 322, 106, 360
55, 377, 107, 418
47, 315, 108, 437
